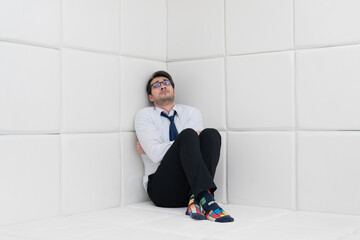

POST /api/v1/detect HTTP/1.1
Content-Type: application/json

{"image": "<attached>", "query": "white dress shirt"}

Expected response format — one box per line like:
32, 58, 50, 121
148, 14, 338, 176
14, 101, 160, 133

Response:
134, 104, 204, 189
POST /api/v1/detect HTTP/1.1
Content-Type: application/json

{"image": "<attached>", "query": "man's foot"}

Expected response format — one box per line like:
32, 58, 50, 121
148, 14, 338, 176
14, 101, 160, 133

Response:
185, 194, 206, 220
198, 190, 234, 223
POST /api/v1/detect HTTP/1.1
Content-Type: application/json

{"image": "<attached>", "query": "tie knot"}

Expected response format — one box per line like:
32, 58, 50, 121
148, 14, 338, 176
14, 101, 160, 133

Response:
161, 111, 176, 122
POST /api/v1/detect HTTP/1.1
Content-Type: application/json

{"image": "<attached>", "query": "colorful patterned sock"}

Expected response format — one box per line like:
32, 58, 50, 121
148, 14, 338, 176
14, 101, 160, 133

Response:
198, 190, 234, 223
185, 194, 206, 220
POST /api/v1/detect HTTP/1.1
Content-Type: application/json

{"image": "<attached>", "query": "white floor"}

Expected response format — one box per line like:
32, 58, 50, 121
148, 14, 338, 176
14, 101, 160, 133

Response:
0, 202, 360, 240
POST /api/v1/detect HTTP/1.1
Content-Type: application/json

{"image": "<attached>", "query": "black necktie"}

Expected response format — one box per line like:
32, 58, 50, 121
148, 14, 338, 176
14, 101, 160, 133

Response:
161, 111, 178, 141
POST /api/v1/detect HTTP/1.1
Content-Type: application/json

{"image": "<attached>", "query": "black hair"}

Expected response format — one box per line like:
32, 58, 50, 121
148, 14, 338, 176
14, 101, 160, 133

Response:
146, 70, 175, 95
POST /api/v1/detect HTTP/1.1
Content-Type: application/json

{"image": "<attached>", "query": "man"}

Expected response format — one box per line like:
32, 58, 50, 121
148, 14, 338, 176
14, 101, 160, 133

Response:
134, 70, 234, 223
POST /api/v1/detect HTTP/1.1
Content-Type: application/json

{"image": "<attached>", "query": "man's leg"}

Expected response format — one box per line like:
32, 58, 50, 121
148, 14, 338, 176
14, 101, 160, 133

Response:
184, 129, 222, 219
147, 128, 216, 208
197, 128, 234, 222
147, 128, 233, 222
199, 128, 221, 180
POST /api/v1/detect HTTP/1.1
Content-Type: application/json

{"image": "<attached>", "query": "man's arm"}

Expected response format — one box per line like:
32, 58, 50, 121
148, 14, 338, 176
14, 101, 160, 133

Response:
136, 141, 145, 154
135, 109, 173, 163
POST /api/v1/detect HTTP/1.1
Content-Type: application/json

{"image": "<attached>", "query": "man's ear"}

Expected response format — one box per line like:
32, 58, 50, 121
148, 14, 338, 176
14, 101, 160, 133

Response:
149, 94, 154, 102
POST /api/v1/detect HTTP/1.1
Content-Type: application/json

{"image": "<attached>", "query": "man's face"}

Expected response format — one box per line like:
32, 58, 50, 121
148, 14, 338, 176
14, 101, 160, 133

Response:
148, 76, 176, 106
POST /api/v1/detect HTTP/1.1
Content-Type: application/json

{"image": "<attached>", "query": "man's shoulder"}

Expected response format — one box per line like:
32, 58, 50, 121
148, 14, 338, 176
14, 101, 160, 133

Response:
134, 107, 157, 130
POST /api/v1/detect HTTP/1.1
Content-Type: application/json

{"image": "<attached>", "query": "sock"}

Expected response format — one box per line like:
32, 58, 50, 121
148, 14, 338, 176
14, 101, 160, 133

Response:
198, 190, 234, 223
185, 194, 206, 220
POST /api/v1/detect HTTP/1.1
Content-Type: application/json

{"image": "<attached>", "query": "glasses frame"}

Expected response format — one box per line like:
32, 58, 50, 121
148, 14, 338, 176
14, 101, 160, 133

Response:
151, 79, 171, 88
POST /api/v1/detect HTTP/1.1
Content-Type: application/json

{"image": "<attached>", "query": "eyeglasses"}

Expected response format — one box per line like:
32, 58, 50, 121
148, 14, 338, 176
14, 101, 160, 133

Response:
151, 79, 171, 88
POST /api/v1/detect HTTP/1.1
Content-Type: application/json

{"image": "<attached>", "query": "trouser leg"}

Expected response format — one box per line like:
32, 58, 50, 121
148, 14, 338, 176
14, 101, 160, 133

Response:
199, 128, 221, 179
147, 128, 218, 207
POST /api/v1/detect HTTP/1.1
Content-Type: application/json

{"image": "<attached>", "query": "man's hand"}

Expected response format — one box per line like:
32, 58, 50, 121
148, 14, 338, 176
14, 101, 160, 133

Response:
136, 141, 146, 154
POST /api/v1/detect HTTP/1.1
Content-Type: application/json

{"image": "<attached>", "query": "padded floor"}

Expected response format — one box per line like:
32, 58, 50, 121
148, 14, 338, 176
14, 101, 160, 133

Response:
0, 202, 360, 240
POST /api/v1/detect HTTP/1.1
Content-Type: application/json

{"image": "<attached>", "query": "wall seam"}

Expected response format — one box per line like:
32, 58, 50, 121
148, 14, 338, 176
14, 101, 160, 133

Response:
119, 0, 123, 207
4, 39, 360, 63
293, 0, 298, 211
223, 0, 229, 204
165, 0, 169, 66
118, 0, 122, 56
166, 41, 360, 63
59, 0, 64, 217
0, 38, 59, 50
120, 133, 124, 207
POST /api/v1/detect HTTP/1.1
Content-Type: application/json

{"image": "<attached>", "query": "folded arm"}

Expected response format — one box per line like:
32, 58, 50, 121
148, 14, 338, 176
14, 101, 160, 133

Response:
135, 110, 173, 163
135, 128, 173, 163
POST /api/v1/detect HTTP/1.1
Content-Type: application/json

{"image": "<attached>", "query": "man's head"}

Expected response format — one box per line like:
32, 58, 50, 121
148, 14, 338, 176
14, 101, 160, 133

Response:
147, 71, 176, 106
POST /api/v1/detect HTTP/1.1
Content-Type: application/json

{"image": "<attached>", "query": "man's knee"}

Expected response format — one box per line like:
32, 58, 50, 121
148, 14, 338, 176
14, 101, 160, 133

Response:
200, 128, 221, 140
178, 128, 198, 140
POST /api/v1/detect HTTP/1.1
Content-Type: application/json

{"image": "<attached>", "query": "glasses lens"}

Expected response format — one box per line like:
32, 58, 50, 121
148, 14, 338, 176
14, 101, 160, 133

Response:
163, 80, 171, 85
152, 82, 161, 88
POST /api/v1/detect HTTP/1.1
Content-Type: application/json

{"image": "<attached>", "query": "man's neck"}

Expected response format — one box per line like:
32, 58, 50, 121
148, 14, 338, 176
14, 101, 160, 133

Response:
154, 102, 176, 115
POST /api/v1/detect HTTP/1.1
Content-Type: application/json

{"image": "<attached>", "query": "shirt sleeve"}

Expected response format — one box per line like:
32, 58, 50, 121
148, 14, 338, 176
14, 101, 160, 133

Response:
135, 110, 173, 164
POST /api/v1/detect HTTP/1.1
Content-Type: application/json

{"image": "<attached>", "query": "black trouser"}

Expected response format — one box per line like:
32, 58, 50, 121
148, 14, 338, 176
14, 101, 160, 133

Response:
147, 128, 221, 207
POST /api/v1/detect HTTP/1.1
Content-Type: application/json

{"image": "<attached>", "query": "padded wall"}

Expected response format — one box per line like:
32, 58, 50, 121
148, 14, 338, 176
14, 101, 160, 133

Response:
167, 0, 360, 215
1, 0, 360, 226
0, 0, 166, 225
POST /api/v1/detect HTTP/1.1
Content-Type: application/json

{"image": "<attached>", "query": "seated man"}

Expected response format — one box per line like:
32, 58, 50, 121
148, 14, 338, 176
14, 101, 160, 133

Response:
135, 70, 234, 223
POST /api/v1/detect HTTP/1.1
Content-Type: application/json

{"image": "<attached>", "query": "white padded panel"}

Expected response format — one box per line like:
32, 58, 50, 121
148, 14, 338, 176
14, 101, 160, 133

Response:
297, 132, 360, 215
0, 42, 60, 133
167, 0, 225, 60
0, 218, 116, 240
120, 57, 166, 131
61, 133, 121, 215
120, 0, 166, 60
0, 0, 61, 46
0, 233, 30, 240
121, 132, 149, 206
0, 135, 59, 225
295, 0, 360, 47
214, 131, 227, 204
227, 52, 295, 130
208, 222, 343, 240
62, 49, 120, 133
134, 214, 246, 239
167, 58, 226, 130
63, 0, 120, 52
296, 46, 360, 130
69, 207, 176, 227
269, 212, 360, 235
64, 227, 191, 240
228, 132, 295, 209
226, 0, 293, 54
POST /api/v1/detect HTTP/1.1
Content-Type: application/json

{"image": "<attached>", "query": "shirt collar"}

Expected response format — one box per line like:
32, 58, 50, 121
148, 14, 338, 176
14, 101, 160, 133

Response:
154, 104, 179, 117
